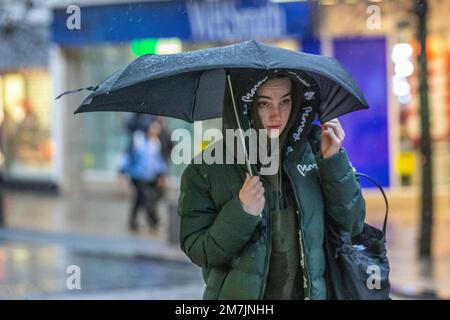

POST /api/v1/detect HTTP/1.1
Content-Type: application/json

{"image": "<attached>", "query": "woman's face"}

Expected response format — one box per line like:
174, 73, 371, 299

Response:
256, 77, 292, 139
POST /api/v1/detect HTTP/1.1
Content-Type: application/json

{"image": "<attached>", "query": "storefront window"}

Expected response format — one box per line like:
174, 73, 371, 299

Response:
79, 45, 133, 175
399, 36, 450, 187
0, 70, 53, 180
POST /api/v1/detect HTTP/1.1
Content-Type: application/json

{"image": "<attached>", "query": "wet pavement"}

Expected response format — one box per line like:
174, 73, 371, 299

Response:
0, 190, 205, 300
0, 189, 449, 300
0, 240, 203, 299
363, 188, 450, 299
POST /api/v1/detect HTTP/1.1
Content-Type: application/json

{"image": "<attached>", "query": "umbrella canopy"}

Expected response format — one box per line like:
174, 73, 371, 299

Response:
68, 40, 368, 123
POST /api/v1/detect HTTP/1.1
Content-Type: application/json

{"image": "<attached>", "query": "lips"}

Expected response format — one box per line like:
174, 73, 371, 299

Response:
267, 125, 281, 130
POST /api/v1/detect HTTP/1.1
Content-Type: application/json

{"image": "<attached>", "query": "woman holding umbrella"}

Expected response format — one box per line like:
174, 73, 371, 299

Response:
68, 41, 369, 300
178, 70, 365, 300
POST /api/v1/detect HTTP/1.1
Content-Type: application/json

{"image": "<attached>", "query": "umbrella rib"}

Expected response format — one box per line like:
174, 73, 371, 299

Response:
190, 74, 202, 122
253, 41, 268, 69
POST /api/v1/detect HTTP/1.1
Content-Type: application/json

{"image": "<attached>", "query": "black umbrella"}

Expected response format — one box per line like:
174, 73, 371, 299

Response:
62, 40, 367, 122
59, 40, 369, 175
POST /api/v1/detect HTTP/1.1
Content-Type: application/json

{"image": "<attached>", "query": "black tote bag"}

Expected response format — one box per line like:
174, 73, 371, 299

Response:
325, 172, 391, 300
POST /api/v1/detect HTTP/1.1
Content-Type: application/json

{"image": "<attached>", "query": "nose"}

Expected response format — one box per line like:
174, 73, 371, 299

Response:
269, 106, 281, 121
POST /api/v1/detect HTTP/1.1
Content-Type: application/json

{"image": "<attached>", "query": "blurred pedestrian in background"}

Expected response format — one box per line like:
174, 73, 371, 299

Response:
124, 113, 173, 163
120, 117, 168, 231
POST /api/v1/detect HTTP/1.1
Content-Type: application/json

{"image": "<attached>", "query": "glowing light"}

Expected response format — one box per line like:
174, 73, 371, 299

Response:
4, 74, 26, 123
391, 43, 413, 64
130, 38, 182, 56
393, 77, 411, 97
398, 94, 412, 105
156, 38, 182, 54
395, 61, 414, 77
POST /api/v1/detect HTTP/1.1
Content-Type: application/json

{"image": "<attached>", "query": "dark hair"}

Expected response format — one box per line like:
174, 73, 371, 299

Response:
251, 72, 304, 124
253, 74, 294, 106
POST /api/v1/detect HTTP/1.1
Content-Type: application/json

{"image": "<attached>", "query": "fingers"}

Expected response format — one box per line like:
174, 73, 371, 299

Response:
247, 176, 262, 189
248, 179, 264, 196
243, 173, 251, 188
322, 128, 340, 146
322, 122, 341, 140
242, 175, 264, 196
256, 186, 265, 198
239, 174, 265, 216
334, 120, 345, 140
322, 119, 345, 141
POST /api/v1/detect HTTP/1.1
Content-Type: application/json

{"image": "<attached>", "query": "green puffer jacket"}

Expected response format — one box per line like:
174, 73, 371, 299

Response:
178, 70, 366, 300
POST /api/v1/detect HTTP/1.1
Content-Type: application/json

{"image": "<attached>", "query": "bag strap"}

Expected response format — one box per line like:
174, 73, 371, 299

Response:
355, 172, 389, 236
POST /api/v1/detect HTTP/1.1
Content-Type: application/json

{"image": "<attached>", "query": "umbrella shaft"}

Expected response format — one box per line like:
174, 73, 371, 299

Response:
226, 74, 253, 176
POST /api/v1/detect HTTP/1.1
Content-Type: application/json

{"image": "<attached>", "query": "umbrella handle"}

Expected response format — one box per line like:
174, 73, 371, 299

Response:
226, 74, 253, 177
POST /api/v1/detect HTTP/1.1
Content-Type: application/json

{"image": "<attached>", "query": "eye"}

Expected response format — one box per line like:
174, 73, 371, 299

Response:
257, 101, 269, 108
281, 98, 291, 106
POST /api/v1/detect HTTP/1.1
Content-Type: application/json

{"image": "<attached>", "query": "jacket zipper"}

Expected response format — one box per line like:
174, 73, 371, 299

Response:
297, 221, 312, 299
283, 163, 312, 299
259, 176, 272, 300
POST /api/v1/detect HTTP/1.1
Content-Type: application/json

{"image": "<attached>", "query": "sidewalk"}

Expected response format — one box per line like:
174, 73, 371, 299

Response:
0, 228, 204, 299
363, 187, 450, 299
0, 190, 205, 299
0, 188, 449, 300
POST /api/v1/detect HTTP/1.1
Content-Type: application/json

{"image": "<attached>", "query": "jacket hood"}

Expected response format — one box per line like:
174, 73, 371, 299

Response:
221, 68, 321, 175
